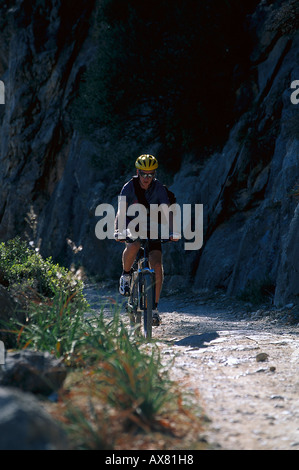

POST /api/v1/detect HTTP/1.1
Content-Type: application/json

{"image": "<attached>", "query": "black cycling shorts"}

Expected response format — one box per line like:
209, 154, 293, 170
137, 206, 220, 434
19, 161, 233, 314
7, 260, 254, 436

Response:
126, 239, 162, 252
148, 240, 162, 252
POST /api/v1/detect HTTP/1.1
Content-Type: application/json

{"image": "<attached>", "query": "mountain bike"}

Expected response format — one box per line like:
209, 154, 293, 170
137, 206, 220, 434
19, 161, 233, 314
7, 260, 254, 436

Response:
125, 237, 174, 339
126, 239, 157, 339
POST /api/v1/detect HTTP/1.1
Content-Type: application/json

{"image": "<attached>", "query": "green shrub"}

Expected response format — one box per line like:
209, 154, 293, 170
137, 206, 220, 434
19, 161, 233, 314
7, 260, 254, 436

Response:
14, 291, 87, 358
0, 237, 84, 300
88, 322, 176, 425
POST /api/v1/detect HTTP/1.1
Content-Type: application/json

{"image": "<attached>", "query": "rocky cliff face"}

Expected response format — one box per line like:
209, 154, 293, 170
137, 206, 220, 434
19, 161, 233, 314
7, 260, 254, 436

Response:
0, 1, 298, 307
168, 2, 299, 307
0, 0, 106, 269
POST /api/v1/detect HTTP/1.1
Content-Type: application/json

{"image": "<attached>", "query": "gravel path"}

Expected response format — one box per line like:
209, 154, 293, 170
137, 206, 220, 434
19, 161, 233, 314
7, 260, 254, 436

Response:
84, 283, 299, 451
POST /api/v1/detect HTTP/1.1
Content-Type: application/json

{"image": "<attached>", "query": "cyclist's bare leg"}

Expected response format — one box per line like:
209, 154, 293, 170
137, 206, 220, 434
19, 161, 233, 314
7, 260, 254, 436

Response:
122, 241, 141, 272
149, 249, 163, 305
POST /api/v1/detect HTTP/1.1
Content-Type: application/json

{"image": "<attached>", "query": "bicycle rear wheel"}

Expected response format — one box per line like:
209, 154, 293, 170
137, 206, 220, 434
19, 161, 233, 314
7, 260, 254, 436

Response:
143, 273, 154, 339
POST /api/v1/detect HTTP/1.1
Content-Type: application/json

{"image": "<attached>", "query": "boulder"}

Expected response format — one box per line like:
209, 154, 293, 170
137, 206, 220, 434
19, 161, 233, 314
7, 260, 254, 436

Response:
0, 387, 68, 450
0, 349, 67, 396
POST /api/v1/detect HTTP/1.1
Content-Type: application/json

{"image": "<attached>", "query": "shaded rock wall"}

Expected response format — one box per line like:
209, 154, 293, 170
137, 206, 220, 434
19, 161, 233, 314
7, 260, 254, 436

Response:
0, 0, 96, 242
168, 4, 299, 306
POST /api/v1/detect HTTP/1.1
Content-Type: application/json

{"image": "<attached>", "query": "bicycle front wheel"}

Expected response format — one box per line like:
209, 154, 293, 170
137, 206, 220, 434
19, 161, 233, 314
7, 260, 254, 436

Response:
143, 273, 154, 339
127, 271, 141, 334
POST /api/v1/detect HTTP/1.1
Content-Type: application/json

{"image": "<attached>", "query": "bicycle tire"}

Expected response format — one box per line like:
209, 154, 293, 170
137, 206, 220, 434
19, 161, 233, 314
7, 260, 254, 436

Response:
143, 272, 154, 339
127, 272, 139, 330
133, 274, 142, 335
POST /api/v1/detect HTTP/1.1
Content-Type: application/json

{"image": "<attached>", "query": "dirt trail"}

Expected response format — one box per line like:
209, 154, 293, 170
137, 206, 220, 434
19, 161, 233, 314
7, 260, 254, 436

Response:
84, 284, 299, 451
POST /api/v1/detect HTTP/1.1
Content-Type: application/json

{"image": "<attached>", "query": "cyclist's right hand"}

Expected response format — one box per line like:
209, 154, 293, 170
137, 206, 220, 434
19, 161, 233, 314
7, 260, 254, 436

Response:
114, 230, 126, 242
114, 229, 138, 242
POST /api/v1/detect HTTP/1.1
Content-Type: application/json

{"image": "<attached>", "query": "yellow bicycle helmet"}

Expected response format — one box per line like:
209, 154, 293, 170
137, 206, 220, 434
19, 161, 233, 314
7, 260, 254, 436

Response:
135, 154, 158, 171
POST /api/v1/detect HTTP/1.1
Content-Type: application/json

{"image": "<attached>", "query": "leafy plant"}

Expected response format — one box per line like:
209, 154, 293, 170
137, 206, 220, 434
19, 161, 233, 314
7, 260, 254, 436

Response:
63, 309, 177, 426
0, 237, 85, 301
14, 291, 87, 358
92, 335, 176, 426
62, 402, 114, 450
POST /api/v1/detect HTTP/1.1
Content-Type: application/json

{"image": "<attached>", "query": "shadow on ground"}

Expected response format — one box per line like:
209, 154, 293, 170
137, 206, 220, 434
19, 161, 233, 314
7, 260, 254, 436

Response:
173, 332, 219, 348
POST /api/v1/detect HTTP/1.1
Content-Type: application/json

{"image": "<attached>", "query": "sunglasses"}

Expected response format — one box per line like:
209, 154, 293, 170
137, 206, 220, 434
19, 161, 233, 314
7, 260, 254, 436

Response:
139, 171, 156, 179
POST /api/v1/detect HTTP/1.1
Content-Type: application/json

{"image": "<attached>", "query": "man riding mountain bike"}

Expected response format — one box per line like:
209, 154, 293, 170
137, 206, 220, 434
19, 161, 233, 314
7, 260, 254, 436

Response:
114, 154, 178, 326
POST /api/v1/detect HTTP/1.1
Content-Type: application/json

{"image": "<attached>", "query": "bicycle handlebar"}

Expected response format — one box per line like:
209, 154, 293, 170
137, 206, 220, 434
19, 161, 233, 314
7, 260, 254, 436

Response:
114, 229, 180, 243
116, 236, 174, 244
